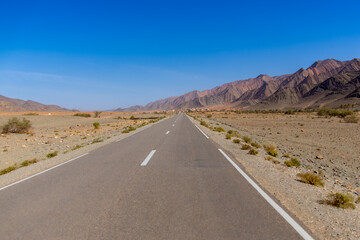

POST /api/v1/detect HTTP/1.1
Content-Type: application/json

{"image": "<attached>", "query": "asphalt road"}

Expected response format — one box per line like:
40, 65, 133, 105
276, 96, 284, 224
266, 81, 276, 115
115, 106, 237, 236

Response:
0, 113, 313, 240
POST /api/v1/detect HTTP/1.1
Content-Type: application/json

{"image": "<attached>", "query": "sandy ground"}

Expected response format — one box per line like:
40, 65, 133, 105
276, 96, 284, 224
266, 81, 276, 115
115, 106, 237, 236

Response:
0, 112, 168, 171
190, 112, 360, 240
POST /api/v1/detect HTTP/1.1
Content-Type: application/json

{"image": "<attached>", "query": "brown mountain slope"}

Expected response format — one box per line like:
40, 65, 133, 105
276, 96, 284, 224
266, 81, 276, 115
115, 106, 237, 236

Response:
0, 95, 74, 112
115, 58, 360, 112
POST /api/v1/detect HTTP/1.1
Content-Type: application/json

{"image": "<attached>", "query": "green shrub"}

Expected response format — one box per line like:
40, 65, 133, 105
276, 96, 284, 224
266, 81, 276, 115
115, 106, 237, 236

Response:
251, 142, 261, 148
284, 110, 294, 115
297, 172, 324, 186
207, 114, 212, 118
317, 109, 354, 118
241, 144, 251, 150
130, 115, 135, 119
282, 154, 290, 158
242, 136, 251, 143
93, 122, 100, 129
284, 158, 301, 167
46, 151, 58, 158
2, 117, 31, 134
74, 113, 91, 118
21, 159, 38, 167
233, 139, 240, 144
323, 193, 356, 209
214, 127, 225, 132
267, 149, 278, 157
249, 149, 259, 155
225, 134, 232, 139
0, 165, 17, 175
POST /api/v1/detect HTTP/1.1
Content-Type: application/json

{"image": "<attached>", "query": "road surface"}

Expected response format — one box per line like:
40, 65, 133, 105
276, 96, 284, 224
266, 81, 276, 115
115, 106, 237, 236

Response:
0, 114, 314, 239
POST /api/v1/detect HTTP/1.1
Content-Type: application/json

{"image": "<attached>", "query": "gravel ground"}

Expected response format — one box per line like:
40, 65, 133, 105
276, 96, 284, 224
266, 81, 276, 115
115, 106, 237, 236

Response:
0, 112, 169, 188
189, 113, 360, 240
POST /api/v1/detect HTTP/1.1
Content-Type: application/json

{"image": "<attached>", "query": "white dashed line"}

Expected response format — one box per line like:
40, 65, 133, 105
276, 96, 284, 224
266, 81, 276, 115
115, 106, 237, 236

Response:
140, 150, 156, 166
166, 131, 170, 135
218, 149, 314, 240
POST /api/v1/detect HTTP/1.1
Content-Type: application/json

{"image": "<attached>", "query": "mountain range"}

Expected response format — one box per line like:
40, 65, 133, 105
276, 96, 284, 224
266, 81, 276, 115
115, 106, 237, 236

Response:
0, 95, 73, 112
115, 58, 360, 112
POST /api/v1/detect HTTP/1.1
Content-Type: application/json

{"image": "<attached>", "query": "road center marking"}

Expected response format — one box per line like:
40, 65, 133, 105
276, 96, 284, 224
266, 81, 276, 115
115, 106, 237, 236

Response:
166, 131, 170, 135
218, 149, 314, 240
140, 150, 156, 166
195, 125, 209, 139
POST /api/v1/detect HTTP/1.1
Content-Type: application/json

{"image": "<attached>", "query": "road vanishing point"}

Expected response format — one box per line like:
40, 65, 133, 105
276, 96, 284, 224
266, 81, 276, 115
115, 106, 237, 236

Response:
0, 114, 314, 240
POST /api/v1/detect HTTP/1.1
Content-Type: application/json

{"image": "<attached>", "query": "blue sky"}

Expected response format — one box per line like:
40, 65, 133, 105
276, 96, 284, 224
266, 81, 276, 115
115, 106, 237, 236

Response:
1, 0, 360, 110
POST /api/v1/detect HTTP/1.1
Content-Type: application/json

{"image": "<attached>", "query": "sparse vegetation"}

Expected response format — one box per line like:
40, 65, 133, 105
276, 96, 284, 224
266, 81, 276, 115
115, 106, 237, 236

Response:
233, 139, 240, 144
322, 193, 356, 209
251, 142, 261, 148
0, 165, 17, 175
343, 114, 359, 123
2, 117, 31, 134
284, 110, 294, 115
282, 154, 290, 158
122, 126, 136, 133
46, 151, 58, 158
130, 115, 135, 119
249, 148, 258, 155
284, 158, 301, 167
242, 136, 251, 143
93, 122, 100, 129
94, 111, 102, 118
263, 142, 278, 157
91, 138, 103, 144
241, 144, 251, 150
24, 112, 39, 116
317, 108, 354, 118
74, 113, 91, 118
225, 134, 232, 139
214, 127, 225, 132
267, 149, 279, 157
297, 172, 324, 186
71, 145, 83, 151
200, 121, 209, 127
21, 159, 38, 167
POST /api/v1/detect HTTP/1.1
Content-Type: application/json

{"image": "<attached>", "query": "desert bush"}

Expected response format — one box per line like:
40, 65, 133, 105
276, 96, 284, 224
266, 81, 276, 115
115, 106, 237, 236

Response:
200, 121, 208, 127
242, 136, 251, 143
46, 151, 58, 158
94, 111, 102, 118
2, 117, 31, 134
241, 144, 251, 150
251, 142, 261, 148
263, 142, 277, 151
284, 158, 301, 167
214, 127, 225, 132
249, 149, 259, 155
323, 193, 356, 209
93, 122, 100, 129
207, 114, 212, 118
225, 134, 232, 139
297, 172, 324, 186
282, 154, 290, 158
233, 139, 240, 144
24, 112, 39, 116
344, 114, 359, 123
130, 115, 135, 119
74, 113, 91, 118
21, 159, 38, 167
267, 149, 278, 157
122, 126, 136, 133
91, 138, 103, 144
71, 145, 83, 151
317, 108, 354, 118
284, 110, 294, 115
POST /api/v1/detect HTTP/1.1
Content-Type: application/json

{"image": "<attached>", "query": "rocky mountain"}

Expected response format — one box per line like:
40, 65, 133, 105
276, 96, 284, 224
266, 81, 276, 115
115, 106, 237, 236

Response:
0, 95, 74, 112
115, 58, 360, 112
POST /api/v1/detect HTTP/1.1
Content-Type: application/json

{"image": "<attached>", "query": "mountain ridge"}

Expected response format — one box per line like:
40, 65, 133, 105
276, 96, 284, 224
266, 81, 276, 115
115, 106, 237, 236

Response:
115, 58, 360, 112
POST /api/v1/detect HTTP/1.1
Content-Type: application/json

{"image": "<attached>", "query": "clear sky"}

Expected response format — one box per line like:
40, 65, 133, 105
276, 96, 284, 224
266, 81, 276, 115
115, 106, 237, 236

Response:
1, 0, 360, 110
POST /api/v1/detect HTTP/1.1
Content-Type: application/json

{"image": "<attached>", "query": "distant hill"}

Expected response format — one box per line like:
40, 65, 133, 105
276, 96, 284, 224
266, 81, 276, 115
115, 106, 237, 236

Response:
0, 95, 75, 112
115, 58, 360, 112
